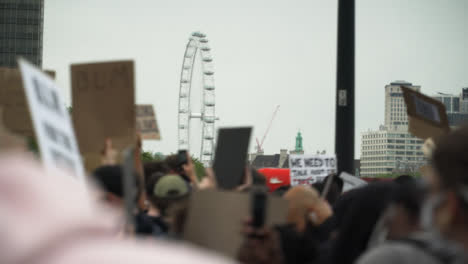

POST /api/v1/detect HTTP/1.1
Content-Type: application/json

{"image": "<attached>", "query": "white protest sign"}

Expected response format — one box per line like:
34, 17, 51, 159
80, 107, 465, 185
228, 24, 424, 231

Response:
18, 59, 85, 182
289, 154, 337, 186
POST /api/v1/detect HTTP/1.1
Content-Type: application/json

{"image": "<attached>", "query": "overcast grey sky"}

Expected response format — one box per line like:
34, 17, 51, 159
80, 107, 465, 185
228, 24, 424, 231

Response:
43, 0, 468, 158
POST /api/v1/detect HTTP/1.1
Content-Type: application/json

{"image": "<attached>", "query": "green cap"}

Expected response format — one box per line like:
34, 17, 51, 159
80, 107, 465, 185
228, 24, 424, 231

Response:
153, 174, 189, 199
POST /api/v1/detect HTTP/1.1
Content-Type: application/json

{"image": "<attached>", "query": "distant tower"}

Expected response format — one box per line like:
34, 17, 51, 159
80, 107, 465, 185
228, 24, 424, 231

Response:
290, 131, 304, 154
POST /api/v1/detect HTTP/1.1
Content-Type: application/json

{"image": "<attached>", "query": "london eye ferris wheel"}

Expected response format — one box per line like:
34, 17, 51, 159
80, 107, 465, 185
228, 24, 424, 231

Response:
178, 32, 217, 166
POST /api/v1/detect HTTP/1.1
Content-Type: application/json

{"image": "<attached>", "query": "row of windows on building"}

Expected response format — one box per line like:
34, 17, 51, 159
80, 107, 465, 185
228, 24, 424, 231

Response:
361, 156, 426, 162
0, 17, 41, 25
362, 139, 424, 144
362, 133, 421, 139
0, 3, 42, 11
362, 144, 422, 150
0, 53, 40, 66
361, 161, 425, 168
362, 151, 424, 156
0, 32, 40, 40
361, 168, 394, 173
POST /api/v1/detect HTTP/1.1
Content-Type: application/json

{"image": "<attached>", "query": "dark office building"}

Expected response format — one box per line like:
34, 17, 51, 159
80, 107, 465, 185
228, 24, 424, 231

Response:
0, 0, 44, 67
447, 113, 468, 127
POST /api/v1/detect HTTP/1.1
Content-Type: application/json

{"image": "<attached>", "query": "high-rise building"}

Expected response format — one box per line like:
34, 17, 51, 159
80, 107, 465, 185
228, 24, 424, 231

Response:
384, 81, 421, 128
460, 88, 468, 113
0, 0, 44, 67
432, 89, 468, 127
433, 93, 460, 113
361, 81, 425, 177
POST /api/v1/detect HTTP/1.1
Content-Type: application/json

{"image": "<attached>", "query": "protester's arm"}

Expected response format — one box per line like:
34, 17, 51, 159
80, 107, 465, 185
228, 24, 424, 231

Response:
100, 138, 118, 165
236, 167, 253, 192
182, 152, 199, 188
199, 167, 217, 189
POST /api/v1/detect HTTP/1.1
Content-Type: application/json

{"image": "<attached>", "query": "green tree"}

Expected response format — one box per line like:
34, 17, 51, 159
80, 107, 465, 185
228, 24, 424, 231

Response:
191, 156, 206, 180
141, 151, 166, 163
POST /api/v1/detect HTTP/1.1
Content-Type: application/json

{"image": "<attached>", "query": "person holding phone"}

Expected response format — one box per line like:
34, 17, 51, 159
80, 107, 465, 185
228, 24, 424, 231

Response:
165, 150, 199, 189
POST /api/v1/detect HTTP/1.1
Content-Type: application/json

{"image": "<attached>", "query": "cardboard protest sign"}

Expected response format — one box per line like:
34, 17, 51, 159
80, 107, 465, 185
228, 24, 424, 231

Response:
71, 61, 135, 171
0, 106, 27, 150
213, 127, 252, 189
402, 86, 450, 140
289, 154, 337, 186
183, 190, 288, 258
0, 68, 55, 138
18, 59, 85, 181
136, 104, 160, 140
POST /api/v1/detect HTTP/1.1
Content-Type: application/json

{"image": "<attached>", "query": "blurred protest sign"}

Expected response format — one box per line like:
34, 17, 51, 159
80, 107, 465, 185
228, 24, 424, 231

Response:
0, 67, 55, 137
339, 171, 367, 192
213, 127, 252, 189
289, 154, 337, 186
71, 60, 135, 171
402, 86, 450, 140
136, 104, 160, 140
18, 59, 85, 181
183, 190, 288, 258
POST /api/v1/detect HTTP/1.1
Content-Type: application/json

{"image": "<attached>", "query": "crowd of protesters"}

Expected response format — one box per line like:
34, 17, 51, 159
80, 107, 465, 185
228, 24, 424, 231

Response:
1, 126, 468, 264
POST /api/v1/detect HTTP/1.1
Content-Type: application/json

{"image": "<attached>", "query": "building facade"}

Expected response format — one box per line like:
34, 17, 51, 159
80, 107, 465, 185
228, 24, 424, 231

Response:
432, 88, 468, 127
360, 127, 425, 177
361, 81, 426, 177
0, 0, 44, 67
460, 88, 468, 113
433, 93, 460, 113
384, 81, 421, 128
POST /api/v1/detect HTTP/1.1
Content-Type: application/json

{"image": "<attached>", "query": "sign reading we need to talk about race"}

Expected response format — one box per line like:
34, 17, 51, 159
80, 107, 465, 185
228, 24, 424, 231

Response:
18, 59, 85, 182
289, 154, 337, 186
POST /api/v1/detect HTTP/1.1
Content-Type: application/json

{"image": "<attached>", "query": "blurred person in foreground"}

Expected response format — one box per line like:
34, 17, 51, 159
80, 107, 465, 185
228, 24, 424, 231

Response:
0, 152, 235, 264
384, 175, 425, 241
358, 127, 468, 264
322, 182, 396, 264
238, 181, 396, 264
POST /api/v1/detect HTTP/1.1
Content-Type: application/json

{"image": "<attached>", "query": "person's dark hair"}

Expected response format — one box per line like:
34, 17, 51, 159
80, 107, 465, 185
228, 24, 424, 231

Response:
328, 182, 396, 264
143, 161, 169, 183
393, 175, 425, 221
92, 165, 140, 198
165, 155, 183, 174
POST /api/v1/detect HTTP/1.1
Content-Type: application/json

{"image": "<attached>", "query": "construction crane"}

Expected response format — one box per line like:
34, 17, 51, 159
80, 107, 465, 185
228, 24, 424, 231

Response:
255, 105, 280, 154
